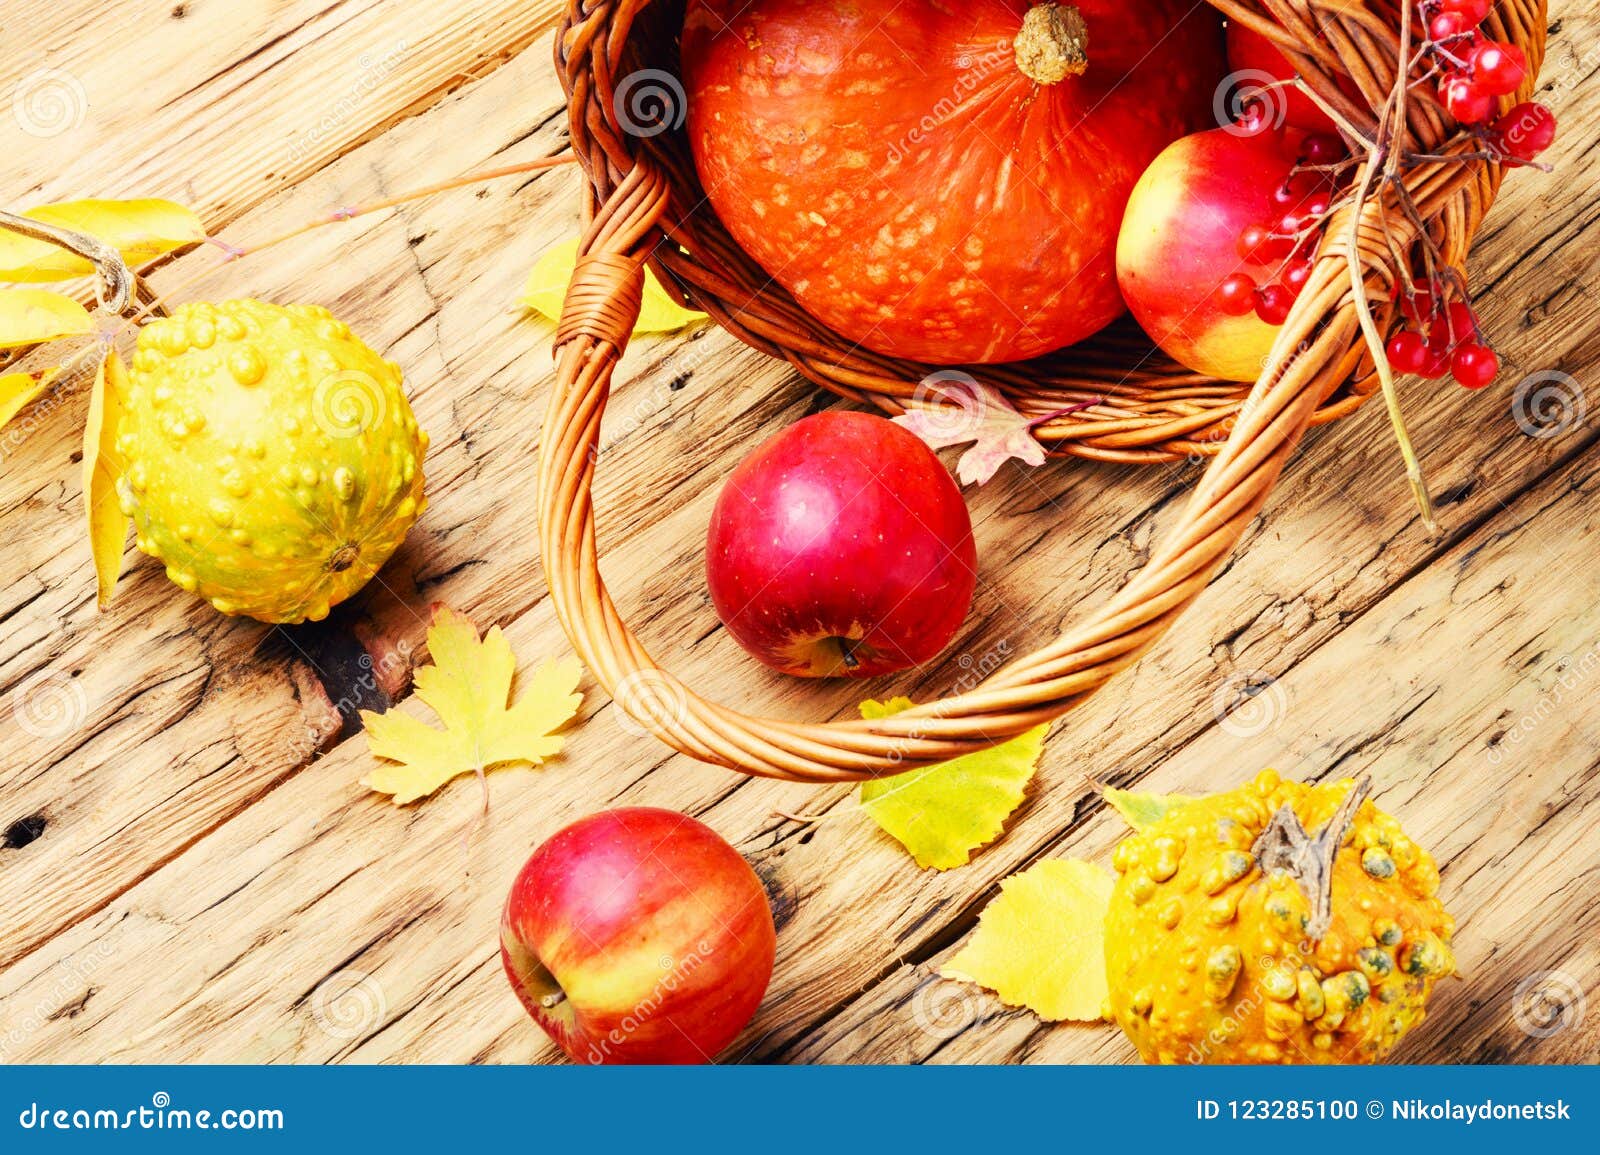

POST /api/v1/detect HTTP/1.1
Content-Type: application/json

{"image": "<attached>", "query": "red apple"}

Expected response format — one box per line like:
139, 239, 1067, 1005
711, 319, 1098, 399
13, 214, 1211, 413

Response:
501, 808, 776, 1065
1116, 125, 1316, 381
706, 409, 976, 678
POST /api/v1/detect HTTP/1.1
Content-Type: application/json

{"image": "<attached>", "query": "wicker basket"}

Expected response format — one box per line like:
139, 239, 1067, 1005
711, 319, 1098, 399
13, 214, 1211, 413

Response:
541, 0, 1548, 781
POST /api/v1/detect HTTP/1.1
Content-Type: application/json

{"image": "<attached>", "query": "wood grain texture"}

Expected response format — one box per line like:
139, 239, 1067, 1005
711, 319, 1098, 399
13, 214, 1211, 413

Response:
0, 0, 1596, 1064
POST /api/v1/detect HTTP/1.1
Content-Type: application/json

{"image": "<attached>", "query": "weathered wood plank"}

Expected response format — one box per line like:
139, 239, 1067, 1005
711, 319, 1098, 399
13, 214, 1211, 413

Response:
781, 453, 1600, 1063
3, 411, 1597, 1063
0, 0, 1596, 1066
0, 33, 580, 972
1, 0, 561, 213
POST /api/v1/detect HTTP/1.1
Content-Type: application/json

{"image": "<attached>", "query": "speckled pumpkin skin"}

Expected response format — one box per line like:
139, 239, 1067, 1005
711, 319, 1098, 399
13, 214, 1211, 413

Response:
116, 300, 427, 624
1105, 771, 1456, 1064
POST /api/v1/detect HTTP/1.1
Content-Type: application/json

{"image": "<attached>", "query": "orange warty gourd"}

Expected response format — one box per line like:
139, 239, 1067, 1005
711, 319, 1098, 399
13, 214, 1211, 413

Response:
1105, 771, 1456, 1064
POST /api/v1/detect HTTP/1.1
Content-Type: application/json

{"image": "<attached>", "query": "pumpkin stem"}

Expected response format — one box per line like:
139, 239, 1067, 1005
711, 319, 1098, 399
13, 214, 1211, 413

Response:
1014, 4, 1089, 85
1252, 776, 1372, 943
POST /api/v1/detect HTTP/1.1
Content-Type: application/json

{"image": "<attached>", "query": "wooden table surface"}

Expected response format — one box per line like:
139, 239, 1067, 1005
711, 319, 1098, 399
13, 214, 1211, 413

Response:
1, 1, 1596, 1065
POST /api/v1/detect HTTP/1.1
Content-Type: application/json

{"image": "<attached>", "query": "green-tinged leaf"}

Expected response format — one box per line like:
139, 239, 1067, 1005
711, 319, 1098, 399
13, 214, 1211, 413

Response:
361, 605, 584, 804
0, 289, 93, 349
1, 368, 59, 430
520, 238, 706, 333
84, 351, 130, 609
941, 858, 1113, 1022
1104, 787, 1195, 832
0, 198, 206, 281
858, 696, 1045, 870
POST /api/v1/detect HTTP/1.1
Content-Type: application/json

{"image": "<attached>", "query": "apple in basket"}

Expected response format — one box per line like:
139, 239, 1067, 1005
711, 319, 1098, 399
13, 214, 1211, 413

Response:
706, 410, 977, 677
1116, 123, 1343, 380
501, 808, 776, 1065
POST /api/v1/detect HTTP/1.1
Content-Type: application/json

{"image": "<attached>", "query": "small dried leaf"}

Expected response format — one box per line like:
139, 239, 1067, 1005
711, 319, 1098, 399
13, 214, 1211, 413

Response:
0, 198, 206, 281
941, 858, 1113, 1022
1, 368, 60, 430
520, 238, 706, 334
858, 697, 1045, 870
361, 605, 583, 804
84, 351, 130, 609
894, 377, 1086, 486
0, 289, 93, 349
1104, 787, 1195, 832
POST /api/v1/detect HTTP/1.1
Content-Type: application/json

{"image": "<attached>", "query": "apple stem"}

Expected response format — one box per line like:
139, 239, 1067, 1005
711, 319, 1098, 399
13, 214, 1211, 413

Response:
540, 991, 567, 1009
831, 638, 862, 672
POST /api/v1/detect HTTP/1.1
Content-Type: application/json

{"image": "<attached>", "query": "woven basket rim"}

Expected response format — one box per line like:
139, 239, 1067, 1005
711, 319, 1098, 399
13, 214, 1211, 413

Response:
539, 0, 1549, 781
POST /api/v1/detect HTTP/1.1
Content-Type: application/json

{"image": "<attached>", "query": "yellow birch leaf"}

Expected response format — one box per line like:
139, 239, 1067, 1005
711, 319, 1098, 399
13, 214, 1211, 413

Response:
858, 696, 1045, 870
1, 368, 60, 430
941, 858, 1114, 1022
0, 199, 207, 281
84, 351, 131, 609
520, 238, 707, 333
0, 289, 93, 349
361, 605, 583, 804
1104, 787, 1195, 832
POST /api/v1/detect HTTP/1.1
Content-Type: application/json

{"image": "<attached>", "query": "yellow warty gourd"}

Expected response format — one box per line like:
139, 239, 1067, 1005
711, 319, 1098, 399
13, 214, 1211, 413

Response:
1105, 770, 1455, 1064
115, 299, 427, 623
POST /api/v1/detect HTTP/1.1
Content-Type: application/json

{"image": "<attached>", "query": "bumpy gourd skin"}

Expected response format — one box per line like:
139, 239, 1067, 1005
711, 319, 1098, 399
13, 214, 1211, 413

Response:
1105, 770, 1455, 1064
116, 300, 427, 624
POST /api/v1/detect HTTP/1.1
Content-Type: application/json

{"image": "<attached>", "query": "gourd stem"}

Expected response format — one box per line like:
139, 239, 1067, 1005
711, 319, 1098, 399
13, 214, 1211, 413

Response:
0, 208, 134, 315
1014, 4, 1089, 85
1253, 776, 1373, 942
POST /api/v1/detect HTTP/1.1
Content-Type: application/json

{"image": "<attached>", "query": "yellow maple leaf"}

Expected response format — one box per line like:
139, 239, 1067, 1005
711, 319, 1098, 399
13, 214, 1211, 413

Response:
361, 605, 583, 804
941, 858, 1113, 1022
0, 289, 93, 349
1103, 787, 1194, 832
1, 367, 60, 431
83, 352, 131, 609
521, 238, 707, 334
0, 198, 206, 281
858, 697, 1045, 870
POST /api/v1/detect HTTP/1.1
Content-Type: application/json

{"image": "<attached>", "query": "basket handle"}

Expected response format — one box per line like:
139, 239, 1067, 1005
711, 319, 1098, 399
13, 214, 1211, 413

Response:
535, 160, 1379, 782
536, 0, 1549, 780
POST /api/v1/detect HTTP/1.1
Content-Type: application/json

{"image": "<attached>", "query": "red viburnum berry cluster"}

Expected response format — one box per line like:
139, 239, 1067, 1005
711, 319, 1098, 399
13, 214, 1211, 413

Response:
1216, 132, 1350, 326
1421, 0, 1556, 161
1385, 283, 1499, 388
